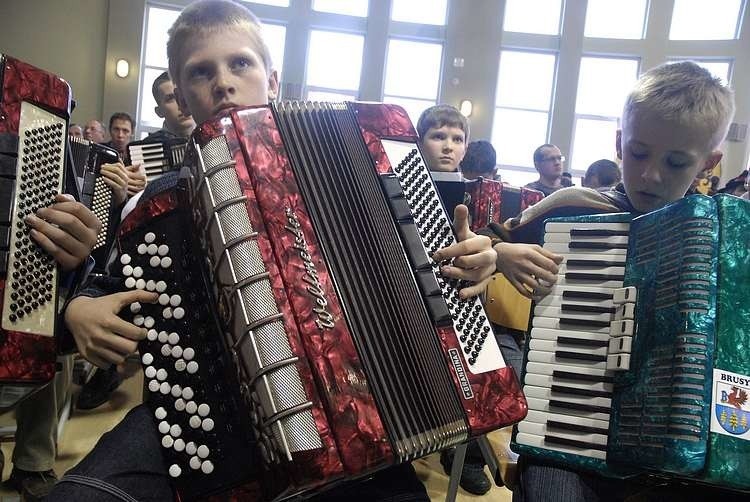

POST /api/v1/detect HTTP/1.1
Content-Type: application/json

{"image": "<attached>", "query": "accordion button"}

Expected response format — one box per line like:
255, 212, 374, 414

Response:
175, 359, 187, 372
201, 461, 214, 475
145, 232, 156, 244
187, 361, 199, 374
161, 257, 173, 268
168, 332, 180, 345
186, 401, 198, 414
158, 331, 169, 343
147, 330, 158, 341
171, 384, 182, 397
173, 308, 185, 320
150, 256, 161, 268
144, 317, 155, 328
163, 307, 173, 319
170, 295, 182, 307
182, 387, 195, 400
156, 369, 168, 381
147, 244, 158, 256
186, 442, 197, 455
159, 294, 170, 306
202, 418, 215, 432
197, 445, 210, 459
136, 279, 146, 290
173, 439, 186, 452
158, 421, 170, 434
132, 266, 144, 278
146, 280, 157, 291
155, 407, 167, 420
183, 348, 195, 361
170, 424, 183, 438
161, 345, 172, 357
138, 244, 148, 255
189, 456, 201, 470
172, 346, 183, 358
133, 315, 145, 327
158, 244, 169, 256
145, 366, 157, 379
189, 416, 202, 429
168, 464, 181, 478
175, 399, 186, 412
130, 302, 141, 314
156, 281, 168, 293
162, 436, 174, 449
125, 277, 136, 289
122, 265, 133, 276
160, 382, 171, 394
198, 404, 211, 417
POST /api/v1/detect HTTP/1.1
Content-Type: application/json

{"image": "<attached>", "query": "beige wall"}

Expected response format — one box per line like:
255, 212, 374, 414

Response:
0, 0, 109, 126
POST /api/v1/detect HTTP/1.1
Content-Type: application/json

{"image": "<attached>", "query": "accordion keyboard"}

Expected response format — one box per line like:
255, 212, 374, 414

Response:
1, 103, 66, 337
515, 220, 636, 459
129, 140, 187, 183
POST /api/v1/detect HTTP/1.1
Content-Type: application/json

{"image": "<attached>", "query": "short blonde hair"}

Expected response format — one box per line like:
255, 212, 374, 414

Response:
167, 0, 273, 87
623, 61, 735, 150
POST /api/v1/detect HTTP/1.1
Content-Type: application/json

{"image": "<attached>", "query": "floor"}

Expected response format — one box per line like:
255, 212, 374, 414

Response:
0, 360, 514, 502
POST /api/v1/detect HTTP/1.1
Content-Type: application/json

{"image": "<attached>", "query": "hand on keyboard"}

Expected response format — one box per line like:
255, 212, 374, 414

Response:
125, 162, 148, 197
493, 242, 562, 299
100, 162, 130, 205
432, 204, 497, 299
65, 289, 158, 368
25, 194, 102, 271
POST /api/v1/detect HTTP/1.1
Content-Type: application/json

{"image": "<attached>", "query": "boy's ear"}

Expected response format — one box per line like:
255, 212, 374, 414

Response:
267, 70, 280, 101
615, 129, 623, 160
174, 86, 192, 117
154, 105, 166, 119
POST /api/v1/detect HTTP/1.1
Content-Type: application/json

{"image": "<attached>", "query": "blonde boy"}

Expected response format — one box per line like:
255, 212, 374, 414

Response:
485, 61, 736, 501
54, 2, 496, 500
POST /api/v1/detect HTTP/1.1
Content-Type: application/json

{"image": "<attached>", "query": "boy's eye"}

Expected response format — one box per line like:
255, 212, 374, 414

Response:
629, 148, 647, 160
187, 65, 211, 80
453, 136, 465, 144
231, 57, 253, 70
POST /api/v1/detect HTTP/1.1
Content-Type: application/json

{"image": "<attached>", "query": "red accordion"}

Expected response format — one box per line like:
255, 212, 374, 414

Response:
119, 102, 527, 500
0, 54, 71, 408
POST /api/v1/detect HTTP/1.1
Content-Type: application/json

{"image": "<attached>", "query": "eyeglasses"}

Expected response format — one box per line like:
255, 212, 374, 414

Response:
540, 155, 565, 163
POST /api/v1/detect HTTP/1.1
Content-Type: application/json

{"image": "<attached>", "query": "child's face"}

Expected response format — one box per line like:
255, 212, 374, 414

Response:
617, 109, 722, 212
175, 27, 279, 125
420, 124, 466, 172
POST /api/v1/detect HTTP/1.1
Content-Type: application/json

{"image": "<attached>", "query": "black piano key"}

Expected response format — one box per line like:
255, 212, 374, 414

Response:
547, 420, 609, 436
544, 434, 608, 451
561, 290, 613, 301
569, 241, 628, 250
397, 222, 431, 270
560, 303, 615, 314
566, 259, 625, 267
551, 370, 614, 384
0, 152, 17, 178
0, 178, 15, 224
565, 272, 625, 281
559, 317, 611, 328
555, 350, 607, 362
549, 399, 611, 415
388, 197, 413, 221
557, 336, 608, 348
0, 133, 18, 156
570, 229, 628, 237
380, 174, 404, 198
550, 384, 612, 399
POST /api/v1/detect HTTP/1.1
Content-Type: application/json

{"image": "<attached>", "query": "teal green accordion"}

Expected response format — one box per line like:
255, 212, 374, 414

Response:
511, 194, 750, 491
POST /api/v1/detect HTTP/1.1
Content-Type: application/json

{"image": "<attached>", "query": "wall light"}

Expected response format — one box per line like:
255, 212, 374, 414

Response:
459, 99, 473, 117
115, 59, 130, 78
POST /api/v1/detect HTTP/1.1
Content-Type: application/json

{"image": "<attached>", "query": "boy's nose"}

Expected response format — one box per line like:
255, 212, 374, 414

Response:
641, 163, 662, 184
213, 69, 235, 96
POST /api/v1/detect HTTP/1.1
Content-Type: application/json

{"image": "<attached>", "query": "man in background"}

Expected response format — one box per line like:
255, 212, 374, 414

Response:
525, 144, 565, 196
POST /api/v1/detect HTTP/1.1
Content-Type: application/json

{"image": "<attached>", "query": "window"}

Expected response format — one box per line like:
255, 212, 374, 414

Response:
391, 0, 448, 25
305, 30, 364, 98
503, 0, 562, 35
670, 0, 743, 40
247, 0, 289, 6
383, 39, 443, 125
312, 0, 367, 17
584, 0, 648, 39
571, 57, 639, 173
492, 51, 556, 168
261, 23, 286, 76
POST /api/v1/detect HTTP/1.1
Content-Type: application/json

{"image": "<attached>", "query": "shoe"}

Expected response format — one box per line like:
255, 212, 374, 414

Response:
76, 365, 122, 410
440, 448, 491, 496
5, 467, 57, 497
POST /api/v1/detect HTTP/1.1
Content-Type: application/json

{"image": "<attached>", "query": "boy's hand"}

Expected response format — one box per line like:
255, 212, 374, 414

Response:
100, 162, 130, 206
125, 162, 147, 197
494, 241, 563, 299
432, 205, 497, 299
25, 194, 101, 271
65, 290, 158, 368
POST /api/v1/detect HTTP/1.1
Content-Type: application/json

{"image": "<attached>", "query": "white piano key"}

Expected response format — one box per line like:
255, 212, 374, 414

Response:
610, 320, 635, 336
544, 233, 629, 245
608, 335, 633, 354
536, 295, 615, 309
614, 303, 635, 320
529, 339, 609, 358
523, 409, 610, 433
544, 243, 628, 255
560, 253, 627, 265
607, 353, 631, 371
517, 421, 608, 447
547, 275, 624, 289
530, 328, 612, 344
527, 350, 608, 369
523, 385, 612, 408
613, 286, 637, 304
523, 373, 613, 393
515, 432, 607, 460
532, 316, 611, 334
546, 285, 619, 297
533, 306, 614, 323
544, 222, 630, 233
525, 396, 610, 422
